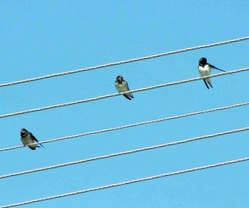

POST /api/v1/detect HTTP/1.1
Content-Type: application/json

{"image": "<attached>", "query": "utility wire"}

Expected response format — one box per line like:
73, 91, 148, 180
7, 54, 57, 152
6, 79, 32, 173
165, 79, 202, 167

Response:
1, 156, 248, 208
1, 124, 249, 180
1, 66, 249, 120
0, 36, 248, 88
1, 100, 249, 153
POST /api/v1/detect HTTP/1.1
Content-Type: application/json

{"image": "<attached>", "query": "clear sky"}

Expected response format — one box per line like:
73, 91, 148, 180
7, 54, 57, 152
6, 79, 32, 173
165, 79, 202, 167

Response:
0, 0, 249, 207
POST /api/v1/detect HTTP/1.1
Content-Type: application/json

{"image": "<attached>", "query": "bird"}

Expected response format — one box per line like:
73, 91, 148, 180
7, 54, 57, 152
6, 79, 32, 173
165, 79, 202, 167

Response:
20, 128, 44, 150
198, 57, 226, 89
115, 75, 134, 100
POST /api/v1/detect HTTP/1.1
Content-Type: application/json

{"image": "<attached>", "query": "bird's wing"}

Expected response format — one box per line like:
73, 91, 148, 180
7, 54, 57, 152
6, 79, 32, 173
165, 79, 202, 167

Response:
209, 64, 226, 72
123, 81, 129, 91
30, 132, 44, 148
125, 82, 130, 92
126, 82, 134, 98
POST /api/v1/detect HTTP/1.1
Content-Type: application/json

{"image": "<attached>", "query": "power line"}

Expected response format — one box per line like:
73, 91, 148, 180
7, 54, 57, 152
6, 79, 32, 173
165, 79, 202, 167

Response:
1, 124, 249, 180
0, 36, 248, 88
1, 156, 248, 208
1, 100, 249, 152
1, 66, 249, 120
1, 100, 249, 153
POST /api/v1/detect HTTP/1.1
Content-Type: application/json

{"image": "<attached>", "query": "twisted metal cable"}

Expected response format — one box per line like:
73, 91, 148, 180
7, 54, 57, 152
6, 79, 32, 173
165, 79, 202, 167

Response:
1, 124, 249, 180
1, 66, 249, 120
1, 36, 248, 88
1, 100, 249, 152
1, 156, 248, 208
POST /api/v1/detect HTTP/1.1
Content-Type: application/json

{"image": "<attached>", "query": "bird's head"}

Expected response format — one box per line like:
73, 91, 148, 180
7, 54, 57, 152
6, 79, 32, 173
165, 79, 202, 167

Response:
21, 128, 28, 134
198, 57, 207, 67
116, 75, 123, 84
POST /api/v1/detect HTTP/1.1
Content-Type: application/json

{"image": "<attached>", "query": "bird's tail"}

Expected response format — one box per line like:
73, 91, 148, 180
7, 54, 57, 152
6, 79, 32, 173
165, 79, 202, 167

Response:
39, 144, 45, 148
207, 79, 213, 88
123, 94, 132, 100
36, 143, 45, 148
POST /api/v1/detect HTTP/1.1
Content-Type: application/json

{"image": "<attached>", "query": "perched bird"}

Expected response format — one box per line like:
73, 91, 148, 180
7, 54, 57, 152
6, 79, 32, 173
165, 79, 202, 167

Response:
20, 128, 44, 150
115, 75, 134, 100
198, 57, 226, 89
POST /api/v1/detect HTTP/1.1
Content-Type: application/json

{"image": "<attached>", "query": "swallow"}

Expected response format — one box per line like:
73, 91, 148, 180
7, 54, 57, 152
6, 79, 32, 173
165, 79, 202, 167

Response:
198, 57, 226, 89
115, 75, 134, 100
20, 128, 44, 150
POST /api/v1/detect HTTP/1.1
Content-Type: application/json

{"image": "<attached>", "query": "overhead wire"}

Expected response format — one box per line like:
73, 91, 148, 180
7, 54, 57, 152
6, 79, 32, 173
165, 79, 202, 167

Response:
1, 156, 248, 208
1, 66, 249, 120
1, 125, 249, 180
1, 37, 248, 204
0, 38, 248, 207
0, 36, 248, 88
1, 100, 249, 153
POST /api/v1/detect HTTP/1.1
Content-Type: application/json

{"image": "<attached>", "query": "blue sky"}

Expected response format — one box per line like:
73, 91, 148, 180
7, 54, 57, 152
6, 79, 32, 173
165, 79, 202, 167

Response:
0, 0, 249, 207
